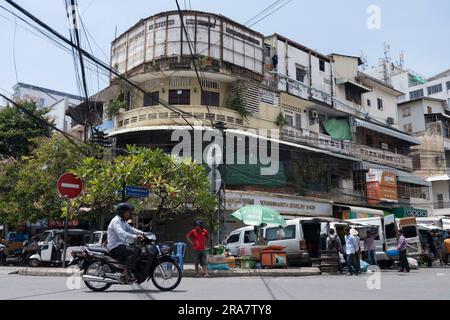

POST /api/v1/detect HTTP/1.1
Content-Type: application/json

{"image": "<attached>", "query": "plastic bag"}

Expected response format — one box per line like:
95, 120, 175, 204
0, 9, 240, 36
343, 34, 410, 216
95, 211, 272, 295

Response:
207, 263, 230, 271
360, 260, 369, 273
407, 258, 419, 269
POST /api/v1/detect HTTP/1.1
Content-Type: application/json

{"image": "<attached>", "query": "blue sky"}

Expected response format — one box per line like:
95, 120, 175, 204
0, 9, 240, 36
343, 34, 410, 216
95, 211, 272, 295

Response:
0, 0, 449, 97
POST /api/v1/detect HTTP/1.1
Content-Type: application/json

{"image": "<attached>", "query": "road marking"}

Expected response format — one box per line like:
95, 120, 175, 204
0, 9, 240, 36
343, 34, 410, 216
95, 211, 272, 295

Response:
61, 183, 81, 189
437, 273, 445, 276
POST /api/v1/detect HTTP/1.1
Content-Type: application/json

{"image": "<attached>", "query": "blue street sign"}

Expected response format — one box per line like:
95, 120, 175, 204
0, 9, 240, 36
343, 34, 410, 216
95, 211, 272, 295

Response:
125, 186, 150, 198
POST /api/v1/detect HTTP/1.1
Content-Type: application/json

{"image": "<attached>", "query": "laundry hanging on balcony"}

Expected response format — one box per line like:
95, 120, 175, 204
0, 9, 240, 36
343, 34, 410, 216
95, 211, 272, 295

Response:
323, 118, 352, 141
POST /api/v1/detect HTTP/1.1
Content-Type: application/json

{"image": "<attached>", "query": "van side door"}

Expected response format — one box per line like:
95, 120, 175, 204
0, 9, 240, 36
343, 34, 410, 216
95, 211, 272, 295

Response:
384, 215, 398, 255
399, 217, 422, 257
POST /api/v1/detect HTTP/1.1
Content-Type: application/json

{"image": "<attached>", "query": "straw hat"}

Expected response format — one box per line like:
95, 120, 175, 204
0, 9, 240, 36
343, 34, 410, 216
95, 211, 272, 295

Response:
350, 229, 359, 236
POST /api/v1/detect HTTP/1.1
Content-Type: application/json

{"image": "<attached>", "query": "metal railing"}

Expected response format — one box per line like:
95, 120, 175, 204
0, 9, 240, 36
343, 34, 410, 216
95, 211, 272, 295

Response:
280, 126, 413, 170
264, 72, 332, 106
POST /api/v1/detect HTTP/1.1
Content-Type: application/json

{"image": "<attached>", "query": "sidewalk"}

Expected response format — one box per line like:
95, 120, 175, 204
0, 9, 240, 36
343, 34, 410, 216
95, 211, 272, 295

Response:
9, 265, 321, 278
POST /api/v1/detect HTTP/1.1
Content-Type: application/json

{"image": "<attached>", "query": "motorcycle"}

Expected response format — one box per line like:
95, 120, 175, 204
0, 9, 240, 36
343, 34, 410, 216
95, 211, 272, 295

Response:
69, 232, 182, 292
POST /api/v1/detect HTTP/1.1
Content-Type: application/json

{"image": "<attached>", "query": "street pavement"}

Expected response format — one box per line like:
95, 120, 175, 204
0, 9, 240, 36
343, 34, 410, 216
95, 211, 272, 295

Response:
1, 267, 450, 300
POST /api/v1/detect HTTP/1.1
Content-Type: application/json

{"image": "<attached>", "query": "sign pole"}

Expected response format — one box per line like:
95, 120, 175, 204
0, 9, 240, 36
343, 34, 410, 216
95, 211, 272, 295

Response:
62, 197, 70, 268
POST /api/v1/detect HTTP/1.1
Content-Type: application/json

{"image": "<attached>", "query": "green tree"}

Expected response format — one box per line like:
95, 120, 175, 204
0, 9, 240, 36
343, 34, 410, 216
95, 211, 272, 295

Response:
0, 158, 21, 224
0, 101, 52, 159
74, 146, 217, 228
10, 134, 88, 224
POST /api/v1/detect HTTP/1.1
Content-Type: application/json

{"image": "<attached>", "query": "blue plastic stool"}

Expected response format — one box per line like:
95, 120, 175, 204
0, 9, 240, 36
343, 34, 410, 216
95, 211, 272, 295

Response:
171, 242, 186, 271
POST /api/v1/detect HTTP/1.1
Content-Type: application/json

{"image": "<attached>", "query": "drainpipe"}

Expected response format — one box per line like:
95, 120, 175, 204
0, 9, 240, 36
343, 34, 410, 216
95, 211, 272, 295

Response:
309, 51, 313, 99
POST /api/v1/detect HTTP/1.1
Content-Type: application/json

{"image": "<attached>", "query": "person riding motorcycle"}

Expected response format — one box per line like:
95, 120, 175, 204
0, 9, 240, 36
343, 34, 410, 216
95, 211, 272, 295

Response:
107, 203, 145, 282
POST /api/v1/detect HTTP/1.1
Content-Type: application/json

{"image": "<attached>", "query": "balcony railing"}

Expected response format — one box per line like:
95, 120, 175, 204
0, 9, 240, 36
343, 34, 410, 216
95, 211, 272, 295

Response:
264, 72, 332, 106
281, 126, 413, 170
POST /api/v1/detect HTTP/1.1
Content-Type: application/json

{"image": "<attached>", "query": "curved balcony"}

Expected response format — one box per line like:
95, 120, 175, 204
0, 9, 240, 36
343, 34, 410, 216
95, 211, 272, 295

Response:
112, 105, 278, 133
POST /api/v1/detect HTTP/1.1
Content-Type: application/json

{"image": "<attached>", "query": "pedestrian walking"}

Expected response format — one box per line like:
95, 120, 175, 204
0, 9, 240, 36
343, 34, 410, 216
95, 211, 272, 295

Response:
186, 220, 211, 278
444, 234, 450, 266
326, 229, 343, 273
364, 230, 377, 266
397, 229, 410, 272
344, 226, 359, 275
351, 229, 361, 274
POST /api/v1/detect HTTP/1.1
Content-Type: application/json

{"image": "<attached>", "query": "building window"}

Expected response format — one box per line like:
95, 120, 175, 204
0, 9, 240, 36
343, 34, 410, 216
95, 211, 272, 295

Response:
402, 107, 411, 117
169, 90, 190, 105
284, 114, 294, 127
201, 91, 220, 107
427, 84, 443, 95
437, 194, 444, 209
409, 89, 424, 100
143, 92, 159, 107
264, 44, 271, 58
319, 59, 325, 72
345, 85, 361, 105
295, 113, 302, 129
367, 99, 371, 107
39, 98, 45, 108
296, 65, 307, 83
412, 154, 421, 170
447, 81, 450, 91
403, 123, 412, 133
377, 98, 383, 111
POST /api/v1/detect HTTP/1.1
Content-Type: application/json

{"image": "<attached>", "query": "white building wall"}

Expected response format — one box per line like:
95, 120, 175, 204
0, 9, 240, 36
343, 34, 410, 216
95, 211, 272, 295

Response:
432, 180, 450, 209
361, 88, 399, 127
398, 100, 426, 133
46, 98, 72, 132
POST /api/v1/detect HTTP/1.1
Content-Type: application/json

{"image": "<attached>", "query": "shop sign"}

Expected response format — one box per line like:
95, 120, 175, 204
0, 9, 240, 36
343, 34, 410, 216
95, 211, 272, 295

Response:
366, 169, 398, 204
225, 190, 332, 216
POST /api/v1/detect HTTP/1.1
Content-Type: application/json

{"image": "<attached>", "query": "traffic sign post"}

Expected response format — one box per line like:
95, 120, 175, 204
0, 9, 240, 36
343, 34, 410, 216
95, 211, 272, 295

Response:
57, 173, 83, 268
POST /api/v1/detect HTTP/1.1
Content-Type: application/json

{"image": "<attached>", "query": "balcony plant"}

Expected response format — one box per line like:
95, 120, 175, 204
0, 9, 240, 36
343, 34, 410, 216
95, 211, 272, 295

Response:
226, 82, 251, 121
275, 113, 287, 128
106, 92, 128, 118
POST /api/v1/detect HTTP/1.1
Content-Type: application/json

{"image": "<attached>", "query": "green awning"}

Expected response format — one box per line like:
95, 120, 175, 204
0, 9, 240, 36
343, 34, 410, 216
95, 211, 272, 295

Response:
224, 162, 287, 187
323, 118, 352, 141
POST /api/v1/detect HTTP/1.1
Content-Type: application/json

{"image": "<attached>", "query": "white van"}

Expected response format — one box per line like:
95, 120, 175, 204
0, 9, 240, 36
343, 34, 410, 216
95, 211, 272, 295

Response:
263, 218, 324, 267
346, 216, 395, 266
224, 218, 323, 266
224, 226, 257, 256
397, 217, 422, 258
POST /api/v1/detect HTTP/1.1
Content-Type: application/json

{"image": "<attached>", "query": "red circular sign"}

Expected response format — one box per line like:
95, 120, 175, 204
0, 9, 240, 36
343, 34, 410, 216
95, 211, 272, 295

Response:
57, 173, 83, 199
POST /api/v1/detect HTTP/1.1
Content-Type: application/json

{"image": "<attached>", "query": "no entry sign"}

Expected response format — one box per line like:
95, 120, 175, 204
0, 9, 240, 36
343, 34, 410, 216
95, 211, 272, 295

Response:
57, 173, 83, 199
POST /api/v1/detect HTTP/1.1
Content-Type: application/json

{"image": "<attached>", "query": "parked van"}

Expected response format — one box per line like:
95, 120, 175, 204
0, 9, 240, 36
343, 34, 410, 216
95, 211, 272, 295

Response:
263, 218, 324, 267
346, 216, 395, 267
397, 217, 422, 258
224, 226, 257, 257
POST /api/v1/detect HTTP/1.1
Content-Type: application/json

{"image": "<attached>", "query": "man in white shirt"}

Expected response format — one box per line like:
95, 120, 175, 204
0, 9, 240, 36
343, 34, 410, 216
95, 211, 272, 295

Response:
107, 203, 145, 282
344, 226, 359, 276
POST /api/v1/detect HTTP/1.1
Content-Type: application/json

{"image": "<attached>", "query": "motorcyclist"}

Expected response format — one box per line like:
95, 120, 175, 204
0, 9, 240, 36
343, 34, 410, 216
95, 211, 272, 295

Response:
107, 203, 145, 282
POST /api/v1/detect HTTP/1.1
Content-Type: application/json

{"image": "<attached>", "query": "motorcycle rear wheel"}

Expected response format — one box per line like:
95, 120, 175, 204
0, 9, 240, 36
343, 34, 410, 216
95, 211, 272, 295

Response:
83, 261, 113, 292
151, 259, 182, 291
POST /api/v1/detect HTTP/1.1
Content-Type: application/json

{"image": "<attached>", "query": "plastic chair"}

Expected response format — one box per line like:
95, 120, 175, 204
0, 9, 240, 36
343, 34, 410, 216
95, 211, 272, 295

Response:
171, 242, 186, 271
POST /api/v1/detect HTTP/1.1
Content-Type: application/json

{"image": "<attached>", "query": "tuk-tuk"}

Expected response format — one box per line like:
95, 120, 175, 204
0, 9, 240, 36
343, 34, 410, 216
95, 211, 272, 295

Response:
417, 224, 445, 267
27, 229, 93, 267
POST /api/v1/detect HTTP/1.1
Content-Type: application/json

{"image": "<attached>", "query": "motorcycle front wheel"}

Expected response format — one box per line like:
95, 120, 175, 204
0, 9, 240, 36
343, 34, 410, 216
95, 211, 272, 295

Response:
151, 259, 182, 291
83, 261, 112, 292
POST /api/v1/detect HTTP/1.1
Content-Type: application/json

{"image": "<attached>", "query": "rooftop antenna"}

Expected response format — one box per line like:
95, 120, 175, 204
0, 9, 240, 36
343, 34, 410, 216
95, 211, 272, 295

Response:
360, 50, 368, 71
382, 42, 392, 84
398, 50, 405, 69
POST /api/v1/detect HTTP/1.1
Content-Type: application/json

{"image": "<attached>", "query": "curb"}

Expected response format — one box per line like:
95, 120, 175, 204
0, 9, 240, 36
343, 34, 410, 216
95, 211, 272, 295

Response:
14, 267, 321, 278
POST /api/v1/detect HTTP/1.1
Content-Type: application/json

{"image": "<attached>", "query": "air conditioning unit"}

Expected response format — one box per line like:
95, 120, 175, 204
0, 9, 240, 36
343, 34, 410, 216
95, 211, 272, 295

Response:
387, 117, 395, 125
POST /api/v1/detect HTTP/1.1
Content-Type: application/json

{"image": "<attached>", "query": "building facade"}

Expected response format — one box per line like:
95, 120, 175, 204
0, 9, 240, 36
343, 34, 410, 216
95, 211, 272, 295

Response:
12, 82, 83, 132
68, 10, 432, 247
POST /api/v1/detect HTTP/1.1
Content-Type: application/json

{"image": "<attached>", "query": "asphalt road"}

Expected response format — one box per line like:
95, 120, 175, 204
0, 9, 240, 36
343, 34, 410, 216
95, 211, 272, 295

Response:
1, 267, 449, 300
